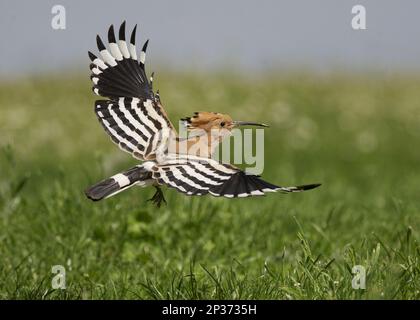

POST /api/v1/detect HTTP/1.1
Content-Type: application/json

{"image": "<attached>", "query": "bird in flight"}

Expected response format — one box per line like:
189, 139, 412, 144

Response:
85, 22, 320, 207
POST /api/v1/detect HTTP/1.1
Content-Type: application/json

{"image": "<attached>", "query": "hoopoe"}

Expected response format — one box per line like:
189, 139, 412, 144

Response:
85, 22, 320, 207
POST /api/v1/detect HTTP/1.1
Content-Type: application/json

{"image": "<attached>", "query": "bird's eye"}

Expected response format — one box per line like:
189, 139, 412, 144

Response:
220, 122, 225, 127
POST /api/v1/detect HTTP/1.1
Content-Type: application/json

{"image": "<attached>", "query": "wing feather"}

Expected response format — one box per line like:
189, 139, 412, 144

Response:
150, 155, 321, 198
95, 98, 172, 160
89, 22, 175, 160
151, 156, 277, 198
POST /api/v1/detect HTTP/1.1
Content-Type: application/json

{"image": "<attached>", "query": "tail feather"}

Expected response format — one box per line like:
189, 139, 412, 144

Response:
85, 165, 152, 201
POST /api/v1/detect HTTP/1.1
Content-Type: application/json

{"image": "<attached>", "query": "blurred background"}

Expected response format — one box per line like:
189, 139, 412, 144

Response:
2, 0, 420, 76
0, 0, 419, 299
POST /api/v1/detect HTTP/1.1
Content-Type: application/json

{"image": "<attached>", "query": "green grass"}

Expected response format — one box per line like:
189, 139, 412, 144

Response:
0, 71, 420, 299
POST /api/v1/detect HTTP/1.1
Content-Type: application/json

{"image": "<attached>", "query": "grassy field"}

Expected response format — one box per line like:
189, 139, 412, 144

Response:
0, 71, 419, 299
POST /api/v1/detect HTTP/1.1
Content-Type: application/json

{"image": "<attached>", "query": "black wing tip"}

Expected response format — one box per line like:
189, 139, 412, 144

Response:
130, 24, 137, 44
119, 21, 126, 40
108, 24, 116, 43
142, 39, 149, 52
297, 183, 322, 191
96, 35, 105, 50
88, 51, 97, 61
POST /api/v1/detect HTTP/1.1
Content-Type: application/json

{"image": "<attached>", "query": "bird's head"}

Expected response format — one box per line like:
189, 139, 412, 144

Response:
181, 112, 268, 137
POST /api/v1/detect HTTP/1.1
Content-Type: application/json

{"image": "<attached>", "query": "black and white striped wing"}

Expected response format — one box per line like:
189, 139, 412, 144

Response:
94, 98, 172, 160
150, 156, 315, 198
89, 21, 152, 99
89, 22, 174, 160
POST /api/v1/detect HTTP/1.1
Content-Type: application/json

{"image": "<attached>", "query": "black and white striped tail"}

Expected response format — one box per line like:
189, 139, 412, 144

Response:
85, 165, 152, 201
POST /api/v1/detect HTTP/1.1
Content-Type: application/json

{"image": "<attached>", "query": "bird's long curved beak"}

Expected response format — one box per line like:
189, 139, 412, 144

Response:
233, 121, 269, 128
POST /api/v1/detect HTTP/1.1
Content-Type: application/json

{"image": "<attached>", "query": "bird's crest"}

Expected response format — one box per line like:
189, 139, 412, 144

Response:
181, 112, 232, 130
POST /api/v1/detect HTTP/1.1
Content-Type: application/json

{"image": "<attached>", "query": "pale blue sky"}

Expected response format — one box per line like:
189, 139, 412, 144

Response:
1, 0, 419, 76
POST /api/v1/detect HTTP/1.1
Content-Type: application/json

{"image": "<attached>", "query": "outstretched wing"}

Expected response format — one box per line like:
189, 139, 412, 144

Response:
149, 155, 320, 198
89, 22, 174, 160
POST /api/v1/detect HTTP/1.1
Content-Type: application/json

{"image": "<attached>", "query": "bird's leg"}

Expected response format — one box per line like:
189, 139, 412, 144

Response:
147, 186, 167, 208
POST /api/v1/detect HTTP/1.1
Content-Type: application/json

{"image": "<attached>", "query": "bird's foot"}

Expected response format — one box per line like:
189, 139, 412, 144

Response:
147, 187, 167, 208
